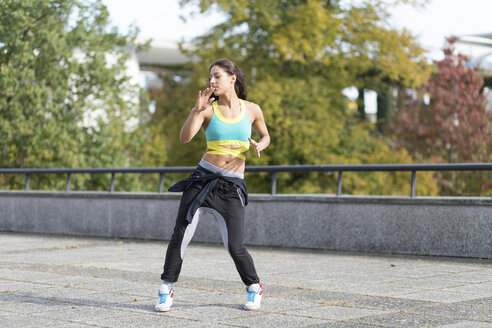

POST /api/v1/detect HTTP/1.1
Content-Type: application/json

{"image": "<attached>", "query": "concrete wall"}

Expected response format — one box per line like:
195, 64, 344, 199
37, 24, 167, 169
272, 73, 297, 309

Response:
0, 191, 490, 258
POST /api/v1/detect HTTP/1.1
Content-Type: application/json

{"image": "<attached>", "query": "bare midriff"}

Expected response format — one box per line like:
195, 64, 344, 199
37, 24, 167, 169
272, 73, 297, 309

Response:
202, 145, 247, 173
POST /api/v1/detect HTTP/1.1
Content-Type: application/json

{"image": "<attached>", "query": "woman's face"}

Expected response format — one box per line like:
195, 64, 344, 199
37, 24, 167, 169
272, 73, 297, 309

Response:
209, 65, 235, 96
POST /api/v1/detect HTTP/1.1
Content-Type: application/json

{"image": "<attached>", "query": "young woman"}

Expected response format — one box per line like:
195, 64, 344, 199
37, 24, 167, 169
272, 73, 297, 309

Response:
155, 59, 270, 312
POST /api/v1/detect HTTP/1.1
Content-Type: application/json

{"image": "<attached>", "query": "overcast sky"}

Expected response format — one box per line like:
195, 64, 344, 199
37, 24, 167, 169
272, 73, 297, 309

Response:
102, 0, 492, 60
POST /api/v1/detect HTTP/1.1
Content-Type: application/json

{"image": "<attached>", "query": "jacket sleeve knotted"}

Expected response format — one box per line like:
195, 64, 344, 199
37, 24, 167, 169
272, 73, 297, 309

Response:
168, 171, 222, 223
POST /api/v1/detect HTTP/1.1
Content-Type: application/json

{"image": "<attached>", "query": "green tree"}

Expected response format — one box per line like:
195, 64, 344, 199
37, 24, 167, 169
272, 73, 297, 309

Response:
340, 1, 430, 128
145, 0, 438, 195
0, 0, 150, 191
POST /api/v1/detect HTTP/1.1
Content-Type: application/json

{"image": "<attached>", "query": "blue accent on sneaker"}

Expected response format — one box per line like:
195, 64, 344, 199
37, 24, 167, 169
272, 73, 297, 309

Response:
158, 291, 171, 304
247, 289, 257, 302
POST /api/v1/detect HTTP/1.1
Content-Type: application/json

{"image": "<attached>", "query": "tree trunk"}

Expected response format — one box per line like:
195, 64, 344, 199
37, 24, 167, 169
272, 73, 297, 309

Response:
357, 88, 365, 120
377, 89, 392, 133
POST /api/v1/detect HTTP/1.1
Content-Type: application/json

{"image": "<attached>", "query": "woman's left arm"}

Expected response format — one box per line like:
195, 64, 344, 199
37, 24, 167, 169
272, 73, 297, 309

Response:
248, 104, 270, 158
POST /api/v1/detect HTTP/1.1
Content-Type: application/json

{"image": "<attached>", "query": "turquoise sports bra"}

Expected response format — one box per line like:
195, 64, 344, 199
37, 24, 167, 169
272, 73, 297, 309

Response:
205, 100, 251, 160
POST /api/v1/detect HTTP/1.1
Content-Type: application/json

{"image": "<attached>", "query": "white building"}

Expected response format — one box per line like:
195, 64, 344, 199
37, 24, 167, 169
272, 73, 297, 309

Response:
135, 39, 194, 91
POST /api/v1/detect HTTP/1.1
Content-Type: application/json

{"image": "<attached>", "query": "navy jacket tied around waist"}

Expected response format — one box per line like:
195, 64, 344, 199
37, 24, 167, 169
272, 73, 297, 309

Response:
168, 165, 248, 224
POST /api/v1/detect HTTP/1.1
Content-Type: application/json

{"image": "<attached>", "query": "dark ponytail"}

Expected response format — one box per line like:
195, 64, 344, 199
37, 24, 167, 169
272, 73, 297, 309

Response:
209, 59, 247, 100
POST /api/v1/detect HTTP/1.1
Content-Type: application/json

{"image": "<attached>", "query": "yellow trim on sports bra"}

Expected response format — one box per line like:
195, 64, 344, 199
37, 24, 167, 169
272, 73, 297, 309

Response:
206, 140, 250, 160
212, 99, 246, 124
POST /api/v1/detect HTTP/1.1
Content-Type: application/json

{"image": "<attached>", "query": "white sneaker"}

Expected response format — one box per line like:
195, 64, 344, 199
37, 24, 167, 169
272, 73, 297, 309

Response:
155, 284, 174, 312
244, 283, 263, 310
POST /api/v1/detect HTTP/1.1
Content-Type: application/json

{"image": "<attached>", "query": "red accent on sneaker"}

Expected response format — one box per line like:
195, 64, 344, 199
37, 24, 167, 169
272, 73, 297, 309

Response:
170, 291, 174, 298
259, 283, 263, 295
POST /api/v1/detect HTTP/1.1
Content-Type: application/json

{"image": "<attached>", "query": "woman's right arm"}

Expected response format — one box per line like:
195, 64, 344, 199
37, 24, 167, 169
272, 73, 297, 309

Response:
180, 87, 215, 143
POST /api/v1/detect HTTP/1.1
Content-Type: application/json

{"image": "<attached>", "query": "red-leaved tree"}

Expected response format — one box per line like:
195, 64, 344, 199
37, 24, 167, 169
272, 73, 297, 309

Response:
391, 37, 492, 195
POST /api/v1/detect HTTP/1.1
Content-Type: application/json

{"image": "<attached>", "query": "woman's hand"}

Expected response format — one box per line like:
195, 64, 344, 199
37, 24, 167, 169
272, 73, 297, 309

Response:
249, 104, 270, 158
248, 137, 263, 157
181, 87, 215, 143
193, 87, 216, 112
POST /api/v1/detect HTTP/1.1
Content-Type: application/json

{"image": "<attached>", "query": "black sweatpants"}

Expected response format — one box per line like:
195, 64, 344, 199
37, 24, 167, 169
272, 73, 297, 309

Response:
161, 175, 260, 286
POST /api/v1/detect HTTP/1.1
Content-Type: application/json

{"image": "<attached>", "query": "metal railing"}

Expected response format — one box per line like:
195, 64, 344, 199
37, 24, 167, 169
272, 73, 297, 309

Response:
0, 163, 491, 197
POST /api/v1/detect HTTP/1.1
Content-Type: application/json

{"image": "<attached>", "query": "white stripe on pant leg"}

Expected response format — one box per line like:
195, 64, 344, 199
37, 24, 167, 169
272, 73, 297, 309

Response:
180, 208, 203, 260
209, 208, 229, 255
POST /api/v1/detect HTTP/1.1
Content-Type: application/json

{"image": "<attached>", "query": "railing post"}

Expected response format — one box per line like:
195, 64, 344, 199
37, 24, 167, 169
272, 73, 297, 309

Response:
66, 173, 71, 192
25, 174, 30, 191
158, 173, 164, 193
411, 170, 416, 197
110, 172, 115, 193
336, 171, 343, 196
271, 172, 277, 195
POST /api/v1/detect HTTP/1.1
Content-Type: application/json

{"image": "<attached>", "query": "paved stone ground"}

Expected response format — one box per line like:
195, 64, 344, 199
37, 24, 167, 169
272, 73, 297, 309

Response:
0, 232, 490, 327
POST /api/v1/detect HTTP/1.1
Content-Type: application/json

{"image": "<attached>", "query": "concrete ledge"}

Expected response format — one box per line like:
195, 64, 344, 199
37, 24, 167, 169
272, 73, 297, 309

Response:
0, 191, 490, 258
